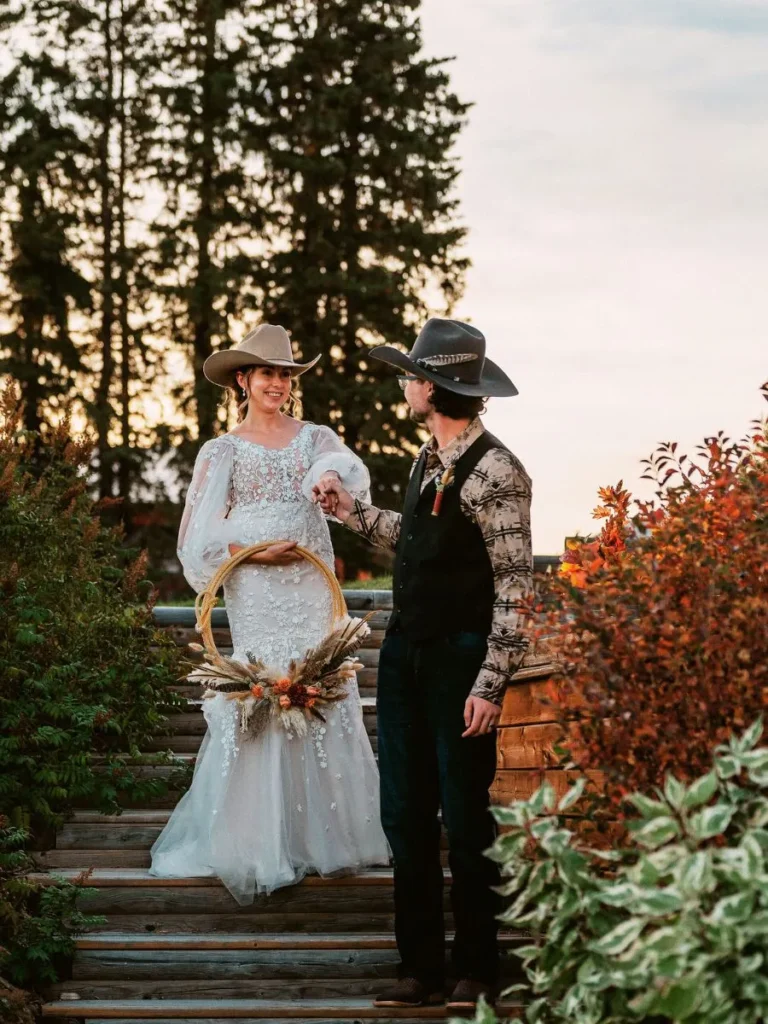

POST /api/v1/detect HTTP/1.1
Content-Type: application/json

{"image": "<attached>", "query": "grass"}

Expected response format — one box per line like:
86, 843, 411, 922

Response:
342, 575, 393, 590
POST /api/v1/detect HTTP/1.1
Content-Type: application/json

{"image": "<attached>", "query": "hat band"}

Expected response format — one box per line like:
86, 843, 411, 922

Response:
414, 357, 480, 385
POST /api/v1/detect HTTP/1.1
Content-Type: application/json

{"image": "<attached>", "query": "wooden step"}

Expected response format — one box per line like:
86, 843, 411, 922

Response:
51, 970, 521, 1001
43, 996, 519, 1019
50, 977, 399, 1001
75, 931, 525, 950
33, 869, 405, 887
159, 697, 377, 728
31, 869, 441, 922
75, 913, 400, 935
145, 698, 378, 754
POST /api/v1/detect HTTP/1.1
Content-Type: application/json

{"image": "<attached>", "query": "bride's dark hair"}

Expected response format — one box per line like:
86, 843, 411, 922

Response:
229, 367, 303, 423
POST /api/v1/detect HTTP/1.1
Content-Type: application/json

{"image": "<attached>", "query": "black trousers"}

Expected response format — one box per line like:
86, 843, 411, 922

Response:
377, 630, 502, 988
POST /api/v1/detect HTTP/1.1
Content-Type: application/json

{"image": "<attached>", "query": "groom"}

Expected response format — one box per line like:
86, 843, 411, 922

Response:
315, 319, 533, 1010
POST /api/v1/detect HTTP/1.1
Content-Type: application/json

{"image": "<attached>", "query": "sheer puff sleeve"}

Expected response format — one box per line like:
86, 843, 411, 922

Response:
301, 424, 371, 504
177, 437, 245, 593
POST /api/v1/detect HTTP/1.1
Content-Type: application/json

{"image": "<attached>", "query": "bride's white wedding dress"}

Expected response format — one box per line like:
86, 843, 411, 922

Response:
149, 423, 389, 904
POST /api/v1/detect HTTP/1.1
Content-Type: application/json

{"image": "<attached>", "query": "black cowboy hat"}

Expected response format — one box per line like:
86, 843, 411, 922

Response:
370, 318, 518, 398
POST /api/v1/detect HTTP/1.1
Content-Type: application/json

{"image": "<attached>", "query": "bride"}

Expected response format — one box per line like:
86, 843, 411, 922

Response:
150, 324, 389, 903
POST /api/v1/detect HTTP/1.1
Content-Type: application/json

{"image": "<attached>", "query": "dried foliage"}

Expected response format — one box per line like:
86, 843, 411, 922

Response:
539, 383, 768, 809
189, 615, 371, 739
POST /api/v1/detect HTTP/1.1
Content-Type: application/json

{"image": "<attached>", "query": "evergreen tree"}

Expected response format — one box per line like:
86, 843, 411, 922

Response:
252, 0, 470, 504
0, 8, 91, 436
147, 0, 270, 448
72, 0, 161, 497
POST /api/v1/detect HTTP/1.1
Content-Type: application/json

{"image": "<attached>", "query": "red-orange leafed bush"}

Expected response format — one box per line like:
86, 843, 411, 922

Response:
540, 384, 768, 811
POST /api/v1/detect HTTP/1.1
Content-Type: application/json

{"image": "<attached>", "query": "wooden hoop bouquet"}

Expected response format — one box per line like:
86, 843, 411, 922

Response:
187, 542, 371, 739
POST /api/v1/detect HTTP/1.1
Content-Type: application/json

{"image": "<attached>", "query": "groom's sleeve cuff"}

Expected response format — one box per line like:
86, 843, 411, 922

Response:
345, 500, 402, 552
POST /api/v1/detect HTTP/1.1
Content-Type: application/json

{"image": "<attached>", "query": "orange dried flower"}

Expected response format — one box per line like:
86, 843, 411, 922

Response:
250, 684, 264, 699
278, 695, 291, 709
274, 678, 292, 694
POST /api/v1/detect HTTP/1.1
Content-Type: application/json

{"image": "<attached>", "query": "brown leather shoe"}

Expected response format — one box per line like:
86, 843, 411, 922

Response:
446, 978, 497, 1010
374, 978, 444, 1008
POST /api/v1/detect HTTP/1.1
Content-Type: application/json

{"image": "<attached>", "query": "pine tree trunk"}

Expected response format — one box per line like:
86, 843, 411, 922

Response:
21, 309, 43, 437
117, 0, 131, 501
191, 0, 218, 442
95, 0, 116, 498
340, 105, 362, 452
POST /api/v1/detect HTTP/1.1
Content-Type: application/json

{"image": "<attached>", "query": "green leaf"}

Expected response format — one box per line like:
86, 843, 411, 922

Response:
491, 805, 527, 827
589, 917, 645, 956
627, 792, 670, 819
634, 886, 684, 916
465, 995, 498, 1024
708, 891, 755, 925
689, 803, 735, 840
664, 773, 686, 809
529, 782, 556, 815
681, 771, 718, 810
632, 816, 681, 849
525, 997, 548, 1023
651, 979, 700, 1019
678, 851, 714, 894
739, 717, 764, 751
597, 882, 638, 907
715, 754, 742, 779
557, 776, 587, 812
741, 834, 764, 877
643, 926, 682, 952
540, 829, 573, 855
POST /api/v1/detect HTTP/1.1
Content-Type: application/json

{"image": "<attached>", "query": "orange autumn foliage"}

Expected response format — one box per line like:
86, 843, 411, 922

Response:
539, 384, 768, 811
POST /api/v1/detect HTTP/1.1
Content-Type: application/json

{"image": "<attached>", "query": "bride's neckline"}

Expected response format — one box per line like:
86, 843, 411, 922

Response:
224, 422, 309, 452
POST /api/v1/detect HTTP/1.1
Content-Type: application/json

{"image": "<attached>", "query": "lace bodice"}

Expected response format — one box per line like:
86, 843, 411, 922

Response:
229, 427, 314, 508
177, 422, 370, 594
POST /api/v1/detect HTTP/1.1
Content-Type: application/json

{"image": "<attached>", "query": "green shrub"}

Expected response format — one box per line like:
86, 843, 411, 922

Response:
0, 383, 188, 831
0, 818, 102, 991
482, 720, 768, 1023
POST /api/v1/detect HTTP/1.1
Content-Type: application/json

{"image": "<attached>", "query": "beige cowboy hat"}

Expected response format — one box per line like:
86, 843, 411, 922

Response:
202, 324, 321, 388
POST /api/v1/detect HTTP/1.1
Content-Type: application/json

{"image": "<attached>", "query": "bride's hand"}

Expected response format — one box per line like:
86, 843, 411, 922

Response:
229, 541, 302, 565
253, 541, 302, 565
312, 474, 354, 522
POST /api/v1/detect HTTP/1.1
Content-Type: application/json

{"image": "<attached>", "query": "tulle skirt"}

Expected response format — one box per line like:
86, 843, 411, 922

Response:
149, 534, 389, 904
149, 683, 388, 904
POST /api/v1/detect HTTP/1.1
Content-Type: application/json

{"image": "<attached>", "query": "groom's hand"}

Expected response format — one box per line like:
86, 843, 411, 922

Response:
462, 695, 501, 737
312, 476, 354, 522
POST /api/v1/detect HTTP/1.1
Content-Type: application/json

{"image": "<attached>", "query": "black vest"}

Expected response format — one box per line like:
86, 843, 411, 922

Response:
389, 431, 507, 638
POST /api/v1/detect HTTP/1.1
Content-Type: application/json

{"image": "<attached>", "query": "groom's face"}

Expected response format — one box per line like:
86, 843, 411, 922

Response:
404, 377, 433, 422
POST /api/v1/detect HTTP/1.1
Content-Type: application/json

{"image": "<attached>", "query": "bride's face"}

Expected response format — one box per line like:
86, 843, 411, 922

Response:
239, 366, 293, 413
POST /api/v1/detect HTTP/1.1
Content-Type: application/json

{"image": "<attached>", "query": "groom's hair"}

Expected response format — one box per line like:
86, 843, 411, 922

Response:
430, 384, 487, 420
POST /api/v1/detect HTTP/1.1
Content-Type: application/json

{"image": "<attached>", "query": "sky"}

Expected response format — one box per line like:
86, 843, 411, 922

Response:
419, 0, 768, 552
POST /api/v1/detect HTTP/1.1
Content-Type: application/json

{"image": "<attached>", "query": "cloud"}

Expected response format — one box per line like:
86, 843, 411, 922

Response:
420, 0, 768, 551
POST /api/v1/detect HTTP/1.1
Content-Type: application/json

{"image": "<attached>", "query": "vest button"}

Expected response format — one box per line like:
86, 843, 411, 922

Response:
407, 533, 413, 540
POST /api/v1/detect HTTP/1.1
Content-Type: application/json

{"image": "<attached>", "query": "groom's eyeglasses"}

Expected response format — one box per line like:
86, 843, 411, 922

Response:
397, 375, 420, 391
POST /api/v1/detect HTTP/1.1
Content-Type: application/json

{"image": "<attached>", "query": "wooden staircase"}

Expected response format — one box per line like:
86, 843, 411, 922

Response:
39, 591, 530, 1022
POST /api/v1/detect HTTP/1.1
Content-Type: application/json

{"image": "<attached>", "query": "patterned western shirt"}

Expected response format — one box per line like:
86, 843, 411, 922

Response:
345, 418, 533, 706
